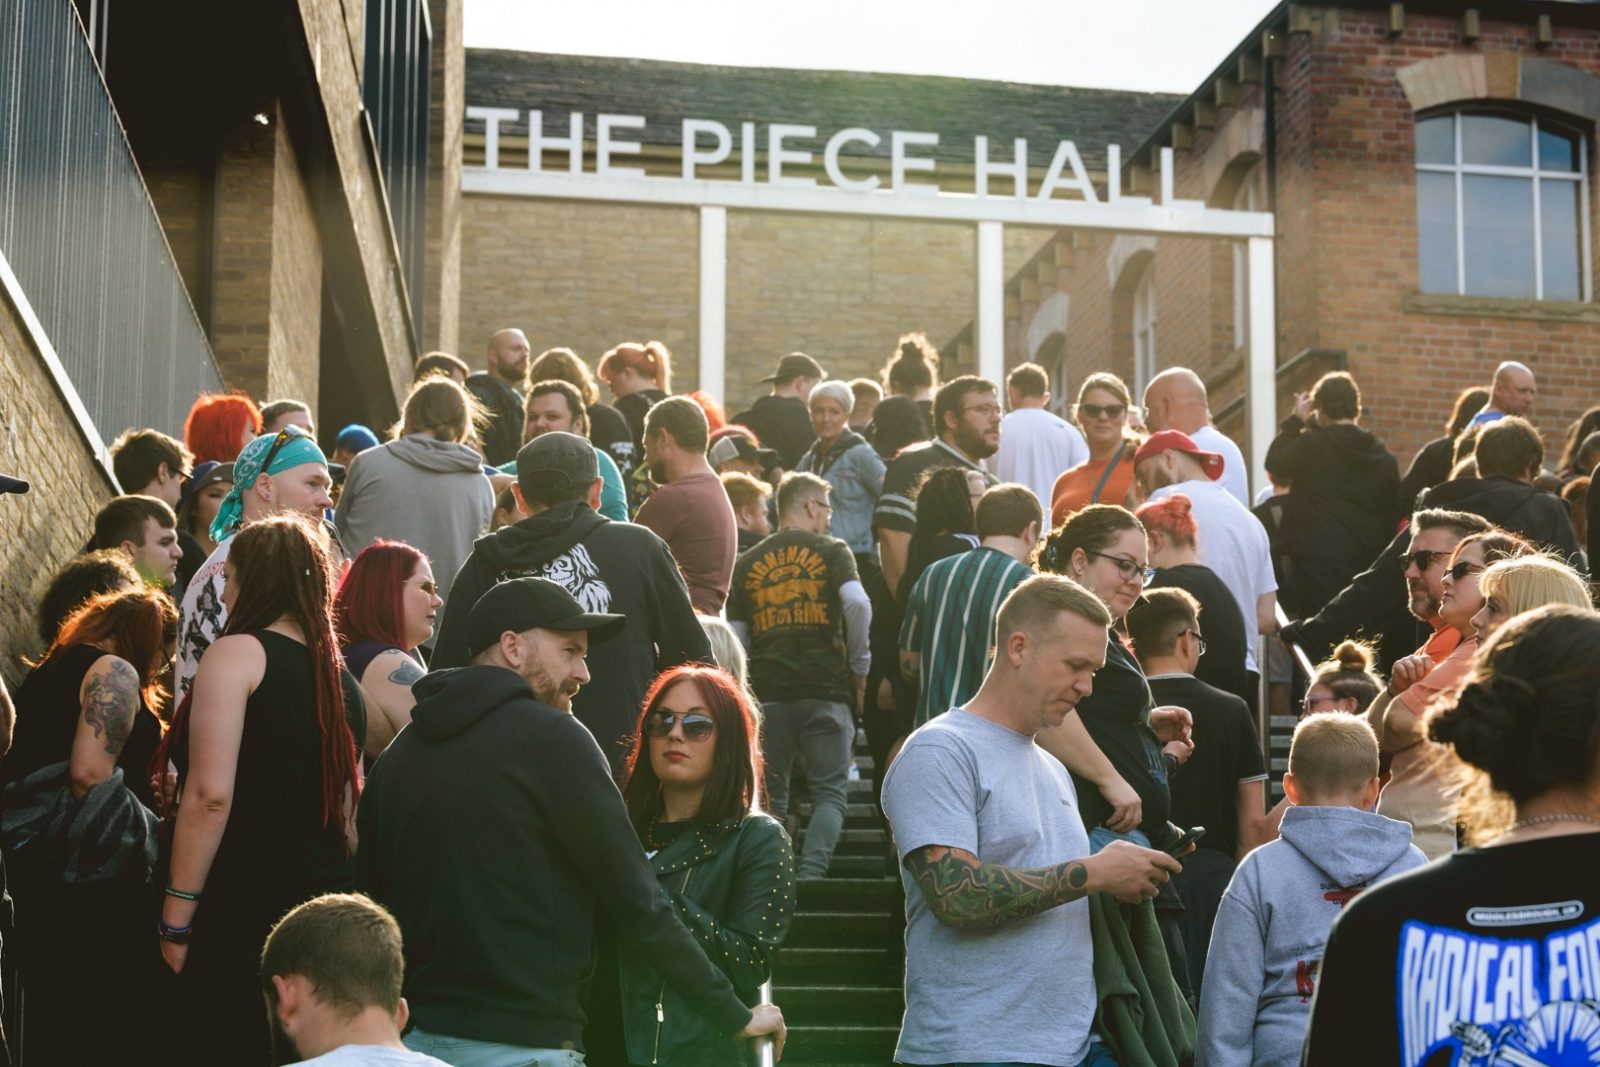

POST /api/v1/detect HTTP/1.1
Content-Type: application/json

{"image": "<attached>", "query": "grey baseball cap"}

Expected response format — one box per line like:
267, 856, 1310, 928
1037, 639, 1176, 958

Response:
515, 431, 598, 490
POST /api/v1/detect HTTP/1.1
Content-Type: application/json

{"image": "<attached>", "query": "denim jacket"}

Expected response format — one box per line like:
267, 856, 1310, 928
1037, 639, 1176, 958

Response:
619, 812, 796, 1065
797, 432, 886, 556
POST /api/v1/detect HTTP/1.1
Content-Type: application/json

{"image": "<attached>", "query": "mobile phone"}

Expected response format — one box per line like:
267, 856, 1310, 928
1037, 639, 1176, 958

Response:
1166, 826, 1206, 857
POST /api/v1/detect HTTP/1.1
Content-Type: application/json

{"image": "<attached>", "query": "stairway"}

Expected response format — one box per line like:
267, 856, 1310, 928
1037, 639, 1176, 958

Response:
774, 745, 905, 1066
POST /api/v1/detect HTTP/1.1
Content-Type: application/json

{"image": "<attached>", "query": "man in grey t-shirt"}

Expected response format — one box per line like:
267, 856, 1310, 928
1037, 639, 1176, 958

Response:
883, 574, 1183, 1066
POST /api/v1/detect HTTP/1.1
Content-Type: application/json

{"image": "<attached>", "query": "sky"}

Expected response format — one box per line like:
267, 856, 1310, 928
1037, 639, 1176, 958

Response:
463, 0, 1285, 95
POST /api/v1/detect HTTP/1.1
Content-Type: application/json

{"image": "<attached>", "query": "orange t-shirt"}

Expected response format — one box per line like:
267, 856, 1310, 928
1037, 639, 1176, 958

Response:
1051, 450, 1137, 526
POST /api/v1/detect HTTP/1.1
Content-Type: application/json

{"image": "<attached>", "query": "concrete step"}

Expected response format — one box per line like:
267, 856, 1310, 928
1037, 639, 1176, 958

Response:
797, 828, 892, 856
782, 1024, 901, 1064
771, 983, 903, 1026
773, 947, 901, 985
826, 854, 895, 879
787, 910, 901, 947
796, 877, 901, 913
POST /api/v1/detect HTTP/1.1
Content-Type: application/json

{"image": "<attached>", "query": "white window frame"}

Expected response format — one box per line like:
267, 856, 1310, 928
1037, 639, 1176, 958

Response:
1132, 264, 1157, 396
1415, 110, 1592, 301
1232, 166, 1260, 346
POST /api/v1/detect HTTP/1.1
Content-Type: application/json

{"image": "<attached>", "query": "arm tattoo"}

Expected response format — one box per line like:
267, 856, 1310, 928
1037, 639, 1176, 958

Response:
385, 657, 425, 687
84, 659, 139, 757
904, 845, 1090, 929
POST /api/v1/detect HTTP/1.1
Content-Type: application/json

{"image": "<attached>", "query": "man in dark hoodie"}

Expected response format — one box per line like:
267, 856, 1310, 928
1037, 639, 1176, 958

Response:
433, 431, 711, 771
1280, 415, 1583, 667
356, 577, 785, 1062
731, 352, 823, 469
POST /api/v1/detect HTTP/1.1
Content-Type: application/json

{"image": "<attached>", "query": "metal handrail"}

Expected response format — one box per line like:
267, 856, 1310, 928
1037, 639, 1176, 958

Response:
754, 980, 776, 1067
1275, 603, 1317, 681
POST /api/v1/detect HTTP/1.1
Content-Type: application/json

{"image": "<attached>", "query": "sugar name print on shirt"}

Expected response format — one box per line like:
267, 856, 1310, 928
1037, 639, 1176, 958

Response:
1398, 907, 1600, 1067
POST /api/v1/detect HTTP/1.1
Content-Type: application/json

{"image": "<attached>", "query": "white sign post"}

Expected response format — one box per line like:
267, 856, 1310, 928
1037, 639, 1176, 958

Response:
463, 108, 1279, 492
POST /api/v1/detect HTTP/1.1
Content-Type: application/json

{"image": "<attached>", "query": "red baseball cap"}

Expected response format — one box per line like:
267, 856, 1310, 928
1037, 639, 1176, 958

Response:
1133, 430, 1226, 481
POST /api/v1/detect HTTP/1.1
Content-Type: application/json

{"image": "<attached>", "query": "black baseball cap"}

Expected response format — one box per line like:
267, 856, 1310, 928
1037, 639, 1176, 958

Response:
708, 434, 779, 471
760, 352, 825, 384
467, 577, 626, 657
515, 431, 598, 490
0, 474, 29, 496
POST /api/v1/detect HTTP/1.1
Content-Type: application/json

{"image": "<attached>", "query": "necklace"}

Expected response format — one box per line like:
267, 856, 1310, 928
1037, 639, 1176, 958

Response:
1508, 813, 1600, 832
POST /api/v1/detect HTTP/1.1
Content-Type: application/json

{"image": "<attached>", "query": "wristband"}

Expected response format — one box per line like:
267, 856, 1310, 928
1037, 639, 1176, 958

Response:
164, 886, 201, 901
157, 918, 193, 944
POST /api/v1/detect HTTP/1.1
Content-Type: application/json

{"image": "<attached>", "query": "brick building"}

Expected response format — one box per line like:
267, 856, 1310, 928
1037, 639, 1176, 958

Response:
0, 0, 463, 683
984, 0, 1600, 469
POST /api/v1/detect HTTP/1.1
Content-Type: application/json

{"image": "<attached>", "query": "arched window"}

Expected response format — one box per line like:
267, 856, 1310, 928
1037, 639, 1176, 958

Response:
1132, 264, 1157, 395
1415, 110, 1588, 301
1231, 164, 1261, 346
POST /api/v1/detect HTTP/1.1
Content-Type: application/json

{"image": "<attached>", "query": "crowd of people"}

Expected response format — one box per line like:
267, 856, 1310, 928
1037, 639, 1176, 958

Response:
0, 333, 1596, 1067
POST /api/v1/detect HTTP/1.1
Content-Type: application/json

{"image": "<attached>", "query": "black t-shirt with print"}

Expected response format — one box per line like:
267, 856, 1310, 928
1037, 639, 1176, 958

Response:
728, 528, 858, 704
1304, 832, 1600, 1066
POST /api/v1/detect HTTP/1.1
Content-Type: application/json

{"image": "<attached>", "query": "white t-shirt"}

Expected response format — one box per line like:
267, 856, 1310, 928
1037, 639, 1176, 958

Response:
294, 1046, 450, 1067
883, 709, 1095, 1066
175, 534, 235, 702
989, 407, 1089, 514
1190, 423, 1251, 508
1150, 478, 1276, 674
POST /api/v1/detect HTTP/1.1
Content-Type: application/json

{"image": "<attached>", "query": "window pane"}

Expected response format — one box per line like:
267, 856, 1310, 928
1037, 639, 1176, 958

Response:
1541, 178, 1582, 301
1538, 126, 1580, 173
1416, 115, 1453, 165
1463, 174, 1535, 298
1462, 114, 1532, 168
1416, 171, 1458, 293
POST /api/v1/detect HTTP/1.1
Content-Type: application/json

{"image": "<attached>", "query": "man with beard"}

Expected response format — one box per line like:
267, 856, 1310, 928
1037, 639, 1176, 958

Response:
466, 327, 531, 465
873, 375, 1002, 596
635, 396, 739, 614
432, 432, 711, 772
357, 579, 786, 1063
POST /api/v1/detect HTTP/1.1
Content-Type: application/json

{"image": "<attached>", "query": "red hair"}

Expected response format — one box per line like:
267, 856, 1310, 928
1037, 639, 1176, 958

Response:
185, 392, 263, 463
621, 664, 763, 828
39, 586, 177, 713
335, 541, 426, 652
688, 390, 726, 433
1136, 492, 1198, 548
598, 341, 672, 392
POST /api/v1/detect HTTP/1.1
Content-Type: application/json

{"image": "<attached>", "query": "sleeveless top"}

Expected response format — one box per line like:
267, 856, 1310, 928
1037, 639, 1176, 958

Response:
344, 639, 404, 684
182, 630, 367, 918
6, 644, 162, 809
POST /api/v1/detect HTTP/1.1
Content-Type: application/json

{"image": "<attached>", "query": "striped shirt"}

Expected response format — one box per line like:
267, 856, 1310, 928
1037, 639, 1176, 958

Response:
900, 546, 1033, 728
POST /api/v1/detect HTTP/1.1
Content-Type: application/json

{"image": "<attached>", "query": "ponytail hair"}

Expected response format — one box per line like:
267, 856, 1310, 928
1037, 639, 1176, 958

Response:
598, 341, 673, 393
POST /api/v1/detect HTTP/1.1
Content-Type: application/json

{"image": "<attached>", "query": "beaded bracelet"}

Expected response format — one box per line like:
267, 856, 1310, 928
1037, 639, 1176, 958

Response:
164, 886, 201, 901
157, 918, 193, 944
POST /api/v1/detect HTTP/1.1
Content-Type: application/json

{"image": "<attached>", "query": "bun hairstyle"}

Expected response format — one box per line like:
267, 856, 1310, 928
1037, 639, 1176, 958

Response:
1135, 492, 1197, 549
1310, 639, 1383, 710
1429, 605, 1600, 822
597, 341, 673, 393
885, 332, 940, 394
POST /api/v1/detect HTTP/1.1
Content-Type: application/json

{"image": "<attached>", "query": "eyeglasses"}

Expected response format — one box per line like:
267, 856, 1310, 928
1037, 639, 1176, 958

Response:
1180, 628, 1207, 657
1078, 403, 1127, 420
645, 711, 717, 743
1301, 694, 1341, 717
1087, 550, 1154, 585
1446, 560, 1484, 582
407, 579, 439, 597
962, 404, 1002, 417
1399, 549, 1447, 573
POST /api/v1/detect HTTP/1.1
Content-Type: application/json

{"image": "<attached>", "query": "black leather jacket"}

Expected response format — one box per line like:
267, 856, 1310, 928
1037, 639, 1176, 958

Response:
619, 812, 795, 1065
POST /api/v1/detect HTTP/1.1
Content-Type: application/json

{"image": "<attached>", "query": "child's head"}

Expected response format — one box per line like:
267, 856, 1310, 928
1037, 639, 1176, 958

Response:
1284, 712, 1380, 810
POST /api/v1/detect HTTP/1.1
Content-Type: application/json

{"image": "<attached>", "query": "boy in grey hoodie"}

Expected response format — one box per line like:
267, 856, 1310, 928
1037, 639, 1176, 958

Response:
1195, 712, 1426, 1067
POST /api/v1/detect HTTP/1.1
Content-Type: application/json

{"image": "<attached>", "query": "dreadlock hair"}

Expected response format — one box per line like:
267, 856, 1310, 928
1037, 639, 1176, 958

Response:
335, 541, 427, 653
36, 586, 177, 712
621, 664, 764, 828
158, 515, 358, 830
910, 466, 977, 541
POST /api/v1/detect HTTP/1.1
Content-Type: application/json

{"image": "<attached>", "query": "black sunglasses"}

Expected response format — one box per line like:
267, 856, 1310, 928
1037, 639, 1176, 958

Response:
258, 427, 296, 474
1399, 548, 1448, 572
1079, 403, 1126, 420
1446, 560, 1484, 582
645, 711, 717, 743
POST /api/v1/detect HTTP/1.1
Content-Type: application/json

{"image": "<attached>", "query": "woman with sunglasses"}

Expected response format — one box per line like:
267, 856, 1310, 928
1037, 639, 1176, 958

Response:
1050, 372, 1143, 525
334, 540, 442, 757
605, 664, 795, 1066
1366, 529, 1531, 858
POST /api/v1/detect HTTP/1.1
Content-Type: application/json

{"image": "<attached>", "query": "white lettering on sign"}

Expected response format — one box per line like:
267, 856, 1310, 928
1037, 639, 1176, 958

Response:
468, 109, 1207, 206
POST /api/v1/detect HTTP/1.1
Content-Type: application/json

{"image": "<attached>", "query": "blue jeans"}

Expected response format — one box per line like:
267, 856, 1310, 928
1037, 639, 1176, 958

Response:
404, 1027, 585, 1066
762, 698, 853, 877
1089, 826, 1151, 853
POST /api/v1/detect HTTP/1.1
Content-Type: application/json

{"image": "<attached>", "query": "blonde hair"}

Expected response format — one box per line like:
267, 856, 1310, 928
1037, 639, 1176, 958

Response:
598, 341, 672, 393
1309, 640, 1383, 709
698, 615, 754, 706
527, 348, 599, 407
1288, 712, 1379, 799
1478, 556, 1593, 619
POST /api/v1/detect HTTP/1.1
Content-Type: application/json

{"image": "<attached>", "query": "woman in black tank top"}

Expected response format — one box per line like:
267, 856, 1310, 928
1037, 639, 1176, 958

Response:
156, 515, 366, 1065
335, 540, 441, 758
2, 585, 175, 1063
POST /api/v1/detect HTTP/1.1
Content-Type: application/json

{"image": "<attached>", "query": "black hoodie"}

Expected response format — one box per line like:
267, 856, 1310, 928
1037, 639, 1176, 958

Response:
433, 502, 712, 772
355, 666, 752, 1051
1280, 475, 1584, 665
731, 394, 816, 469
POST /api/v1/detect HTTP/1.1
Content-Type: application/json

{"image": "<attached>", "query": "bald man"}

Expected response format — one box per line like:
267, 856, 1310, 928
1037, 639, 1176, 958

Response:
1467, 361, 1536, 429
466, 328, 531, 466
1142, 369, 1250, 506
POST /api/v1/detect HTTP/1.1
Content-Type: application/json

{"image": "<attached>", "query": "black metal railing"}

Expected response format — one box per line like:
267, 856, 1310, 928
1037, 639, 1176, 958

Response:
0, 0, 223, 443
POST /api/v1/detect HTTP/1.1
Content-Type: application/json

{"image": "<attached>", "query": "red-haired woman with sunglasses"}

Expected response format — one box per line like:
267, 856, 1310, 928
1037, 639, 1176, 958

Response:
602, 664, 796, 1066
334, 540, 442, 757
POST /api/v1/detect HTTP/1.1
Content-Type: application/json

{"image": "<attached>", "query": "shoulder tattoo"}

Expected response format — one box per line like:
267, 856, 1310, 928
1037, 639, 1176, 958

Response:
84, 658, 139, 757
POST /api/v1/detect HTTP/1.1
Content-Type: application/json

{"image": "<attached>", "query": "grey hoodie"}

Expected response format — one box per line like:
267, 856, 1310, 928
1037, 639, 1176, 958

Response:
1195, 805, 1426, 1067
334, 433, 494, 644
